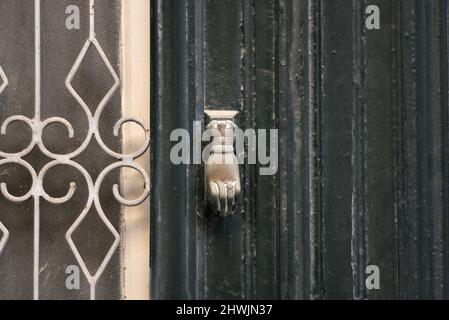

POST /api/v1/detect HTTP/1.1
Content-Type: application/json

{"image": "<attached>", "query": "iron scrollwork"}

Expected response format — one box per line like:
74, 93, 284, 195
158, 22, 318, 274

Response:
0, 0, 150, 300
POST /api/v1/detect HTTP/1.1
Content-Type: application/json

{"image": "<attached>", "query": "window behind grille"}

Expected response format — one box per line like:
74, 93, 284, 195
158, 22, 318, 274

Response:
0, 0, 150, 300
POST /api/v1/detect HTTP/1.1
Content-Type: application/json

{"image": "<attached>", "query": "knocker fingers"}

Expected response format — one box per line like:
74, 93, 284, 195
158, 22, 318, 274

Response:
226, 181, 236, 212
207, 180, 239, 216
209, 181, 221, 213
217, 181, 228, 216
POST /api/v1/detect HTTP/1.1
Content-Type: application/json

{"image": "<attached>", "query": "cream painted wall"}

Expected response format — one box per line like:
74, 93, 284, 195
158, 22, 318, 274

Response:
120, 0, 150, 300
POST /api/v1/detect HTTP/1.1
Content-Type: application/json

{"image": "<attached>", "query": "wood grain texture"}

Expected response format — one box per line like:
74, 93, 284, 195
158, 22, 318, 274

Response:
151, 0, 449, 300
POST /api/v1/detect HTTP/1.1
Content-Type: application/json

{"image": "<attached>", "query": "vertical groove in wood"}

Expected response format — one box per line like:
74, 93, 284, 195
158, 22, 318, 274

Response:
396, 0, 419, 299
396, 0, 448, 299
195, 0, 206, 300
289, 0, 308, 300
350, 0, 366, 300
308, 0, 323, 299
242, 0, 256, 300
277, 0, 288, 300
150, 0, 198, 299
277, 0, 306, 300
420, 0, 444, 299
320, 0, 355, 299
440, 1, 449, 299
428, 0, 445, 299
416, 0, 429, 297
362, 0, 397, 300
437, 0, 447, 298
185, 0, 200, 300
253, 0, 278, 299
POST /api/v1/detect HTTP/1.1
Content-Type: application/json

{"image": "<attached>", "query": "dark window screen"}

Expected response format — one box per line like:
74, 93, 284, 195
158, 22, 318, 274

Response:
0, 0, 122, 300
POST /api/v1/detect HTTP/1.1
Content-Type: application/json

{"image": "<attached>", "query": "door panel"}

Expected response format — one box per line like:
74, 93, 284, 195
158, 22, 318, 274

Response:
151, 0, 449, 300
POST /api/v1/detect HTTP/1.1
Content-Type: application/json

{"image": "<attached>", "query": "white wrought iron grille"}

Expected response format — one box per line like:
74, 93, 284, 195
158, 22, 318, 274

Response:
0, 0, 150, 300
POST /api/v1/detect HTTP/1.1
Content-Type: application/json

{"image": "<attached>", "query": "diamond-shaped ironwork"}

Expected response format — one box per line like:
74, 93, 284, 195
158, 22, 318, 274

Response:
0, 221, 8, 255
0, 0, 150, 300
0, 65, 8, 96
63, 4, 123, 298
66, 38, 120, 115
66, 204, 120, 300
0, 65, 9, 255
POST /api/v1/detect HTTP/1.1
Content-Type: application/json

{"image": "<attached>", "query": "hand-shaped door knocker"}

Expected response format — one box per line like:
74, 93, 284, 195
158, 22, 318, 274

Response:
205, 110, 241, 216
